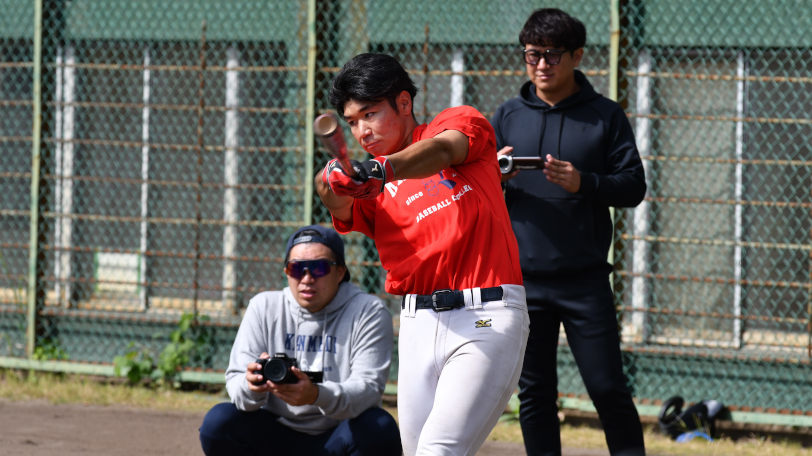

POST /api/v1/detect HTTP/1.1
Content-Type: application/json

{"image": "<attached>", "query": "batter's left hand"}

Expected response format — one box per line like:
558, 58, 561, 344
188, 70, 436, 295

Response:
268, 367, 319, 406
327, 156, 393, 199
543, 154, 581, 193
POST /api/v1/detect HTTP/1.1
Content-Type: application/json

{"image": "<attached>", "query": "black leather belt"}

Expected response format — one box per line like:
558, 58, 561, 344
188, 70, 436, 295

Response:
401, 287, 504, 312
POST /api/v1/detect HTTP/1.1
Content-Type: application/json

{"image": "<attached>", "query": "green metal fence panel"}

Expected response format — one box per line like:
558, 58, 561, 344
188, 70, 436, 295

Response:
60, 0, 300, 42
0, 0, 809, 425
0, 0, 33, 357
638, 0, 812, 47
2, 0, 315, 365
0, 0, 34, 40
614, 0, 811, 419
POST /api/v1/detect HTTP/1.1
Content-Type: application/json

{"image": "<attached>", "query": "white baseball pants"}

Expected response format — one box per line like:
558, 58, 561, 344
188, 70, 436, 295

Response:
397, 284, 530, 456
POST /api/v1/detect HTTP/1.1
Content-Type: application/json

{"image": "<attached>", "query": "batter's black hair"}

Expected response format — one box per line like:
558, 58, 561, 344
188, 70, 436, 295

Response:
519, 8, 586, 51
329, 53, 418, 118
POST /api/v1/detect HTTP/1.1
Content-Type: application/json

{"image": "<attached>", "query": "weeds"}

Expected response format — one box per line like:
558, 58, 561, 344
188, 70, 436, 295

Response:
113, 312, 214, 389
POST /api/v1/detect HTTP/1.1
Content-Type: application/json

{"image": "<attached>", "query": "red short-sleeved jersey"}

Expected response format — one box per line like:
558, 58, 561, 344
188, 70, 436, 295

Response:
333, 105, 523, 295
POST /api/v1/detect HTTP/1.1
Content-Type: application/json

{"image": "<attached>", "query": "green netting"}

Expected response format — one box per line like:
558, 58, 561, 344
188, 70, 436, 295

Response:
0, 0, 809, 423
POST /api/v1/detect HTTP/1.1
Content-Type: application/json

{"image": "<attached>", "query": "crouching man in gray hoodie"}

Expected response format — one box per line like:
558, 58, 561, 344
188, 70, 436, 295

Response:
199, 225, 401, 455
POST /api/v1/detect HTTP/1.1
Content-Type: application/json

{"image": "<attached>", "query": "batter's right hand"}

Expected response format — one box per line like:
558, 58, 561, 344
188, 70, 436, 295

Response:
321, 159, 344, 194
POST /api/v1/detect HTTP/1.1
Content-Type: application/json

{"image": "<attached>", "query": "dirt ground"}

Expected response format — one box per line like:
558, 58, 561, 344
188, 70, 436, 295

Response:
0, 398, 613, 456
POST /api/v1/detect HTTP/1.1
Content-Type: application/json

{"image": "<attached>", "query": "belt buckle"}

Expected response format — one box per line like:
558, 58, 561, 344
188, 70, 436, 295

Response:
431, 289, 457, 312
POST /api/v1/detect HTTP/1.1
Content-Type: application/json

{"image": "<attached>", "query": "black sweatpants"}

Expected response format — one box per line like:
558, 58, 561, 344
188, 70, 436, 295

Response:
518, 275, 645, 456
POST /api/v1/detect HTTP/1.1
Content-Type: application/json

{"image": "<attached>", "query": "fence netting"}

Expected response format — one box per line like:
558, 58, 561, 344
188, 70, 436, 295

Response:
1, 0, 809, 421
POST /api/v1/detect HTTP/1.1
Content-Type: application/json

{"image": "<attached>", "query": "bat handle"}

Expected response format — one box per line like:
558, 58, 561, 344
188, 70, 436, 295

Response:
333, 147, 356, 178
314, 113, 357, 178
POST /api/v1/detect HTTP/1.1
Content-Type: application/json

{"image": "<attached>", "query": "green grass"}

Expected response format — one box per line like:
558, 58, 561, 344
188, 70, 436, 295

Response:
1, 369, 808, 455
490, 417, 810, 456
0, 369, 225, 413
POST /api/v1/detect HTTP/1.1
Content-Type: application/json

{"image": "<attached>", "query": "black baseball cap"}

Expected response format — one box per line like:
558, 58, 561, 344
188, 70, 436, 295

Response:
284, 225, 350, 282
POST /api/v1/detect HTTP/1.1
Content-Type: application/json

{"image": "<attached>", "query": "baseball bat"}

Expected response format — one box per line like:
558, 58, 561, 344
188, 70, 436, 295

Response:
314, 112, 357, 178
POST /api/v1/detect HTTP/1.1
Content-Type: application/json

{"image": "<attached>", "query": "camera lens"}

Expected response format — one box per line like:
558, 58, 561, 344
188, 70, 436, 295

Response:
265, 358, 291, 383
498, 155, 513, 174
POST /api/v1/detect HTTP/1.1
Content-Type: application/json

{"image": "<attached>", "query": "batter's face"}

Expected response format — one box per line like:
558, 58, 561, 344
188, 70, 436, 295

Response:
342, 91, 415, 157
525, 44, 583, 105
285, 243, 346, 313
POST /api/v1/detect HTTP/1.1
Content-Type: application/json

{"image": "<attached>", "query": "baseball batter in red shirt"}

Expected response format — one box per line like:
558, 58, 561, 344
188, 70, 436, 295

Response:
315, 53, 530, 456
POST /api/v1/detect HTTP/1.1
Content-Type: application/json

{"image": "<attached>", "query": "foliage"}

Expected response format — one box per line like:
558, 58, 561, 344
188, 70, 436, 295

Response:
499, 392, 521, 422
113, 313, 213, 389
32, 338, 69, 361
113, 341, 155, 385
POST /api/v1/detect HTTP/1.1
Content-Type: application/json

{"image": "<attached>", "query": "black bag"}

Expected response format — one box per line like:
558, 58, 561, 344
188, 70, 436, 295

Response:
658, 396, 724, 441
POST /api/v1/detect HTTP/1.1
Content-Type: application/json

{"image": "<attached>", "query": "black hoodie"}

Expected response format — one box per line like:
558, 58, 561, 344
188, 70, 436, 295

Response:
491, 70, 646, 294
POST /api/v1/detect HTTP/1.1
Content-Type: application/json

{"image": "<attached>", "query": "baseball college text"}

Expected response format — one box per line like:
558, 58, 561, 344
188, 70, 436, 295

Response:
415, 184, 473, 224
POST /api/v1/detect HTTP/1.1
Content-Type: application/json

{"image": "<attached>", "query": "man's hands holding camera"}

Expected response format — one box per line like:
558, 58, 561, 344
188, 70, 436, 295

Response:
246, 353, 319, 406
497, 146, 581, 193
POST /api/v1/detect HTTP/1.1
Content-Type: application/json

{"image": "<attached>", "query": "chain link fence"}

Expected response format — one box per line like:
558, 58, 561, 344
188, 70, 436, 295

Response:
1, 0, 809, 425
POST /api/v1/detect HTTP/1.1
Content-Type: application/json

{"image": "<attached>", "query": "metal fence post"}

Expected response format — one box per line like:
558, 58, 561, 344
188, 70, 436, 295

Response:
25, 0, 44, 358
607, 0, 621, 294
304, 0, 317, 224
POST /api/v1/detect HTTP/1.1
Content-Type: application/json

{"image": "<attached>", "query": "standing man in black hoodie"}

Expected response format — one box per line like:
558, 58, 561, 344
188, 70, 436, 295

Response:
491, 8, 647, 456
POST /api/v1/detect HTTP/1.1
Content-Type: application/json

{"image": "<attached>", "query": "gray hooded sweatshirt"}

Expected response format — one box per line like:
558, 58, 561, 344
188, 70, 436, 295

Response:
225, 282, 394, 435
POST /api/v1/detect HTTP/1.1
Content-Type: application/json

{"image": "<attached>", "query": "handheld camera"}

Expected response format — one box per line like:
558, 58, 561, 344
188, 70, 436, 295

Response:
498, 155, 545, 174
253, 353, 324, 385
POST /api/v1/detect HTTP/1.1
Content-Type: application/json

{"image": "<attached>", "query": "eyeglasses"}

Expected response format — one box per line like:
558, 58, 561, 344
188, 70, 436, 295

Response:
523, 48, 567, 66
285, 259, 337, 280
